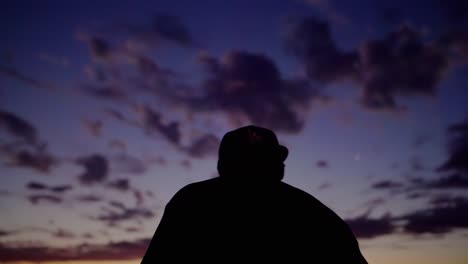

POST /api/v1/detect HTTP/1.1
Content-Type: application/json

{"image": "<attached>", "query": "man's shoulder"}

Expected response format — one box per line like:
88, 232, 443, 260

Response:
279, 182, 346, 220
171, 177, 222, 201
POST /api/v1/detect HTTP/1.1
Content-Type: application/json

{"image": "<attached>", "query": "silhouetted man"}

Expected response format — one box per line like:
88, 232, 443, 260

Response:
142, 125, 368, 263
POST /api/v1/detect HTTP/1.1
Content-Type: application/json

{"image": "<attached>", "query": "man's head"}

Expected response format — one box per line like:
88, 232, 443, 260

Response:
217, 125, 288, 181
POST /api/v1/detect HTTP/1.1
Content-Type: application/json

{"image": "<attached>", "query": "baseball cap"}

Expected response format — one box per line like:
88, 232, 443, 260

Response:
218, 125, 288, 163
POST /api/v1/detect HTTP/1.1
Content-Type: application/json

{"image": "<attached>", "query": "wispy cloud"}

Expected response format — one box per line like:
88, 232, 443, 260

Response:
26, 181, 73, 194
0, 238, 150, 261
345, 213, 395, 239
0, 65, 57, 91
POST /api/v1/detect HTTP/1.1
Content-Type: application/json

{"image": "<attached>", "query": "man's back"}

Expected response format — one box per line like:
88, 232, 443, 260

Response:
142, 126, 367, 263
142, 177, 367, 263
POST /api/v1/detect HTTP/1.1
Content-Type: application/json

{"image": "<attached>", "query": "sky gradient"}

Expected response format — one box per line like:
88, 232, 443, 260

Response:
1, 0, 468, 263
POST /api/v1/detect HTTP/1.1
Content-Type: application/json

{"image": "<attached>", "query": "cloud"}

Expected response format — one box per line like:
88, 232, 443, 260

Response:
413, 174, 468, 189
0, 65, 57, 91
316, 160, 329, 168
345, 213, 396, 239
76, 154, 109, 185
2, 148, 56, 173
285, 17, 358, 83
92, 203, 154, 225
371, 180, 404, 190
0, 238, 150, 261
286, 17, 455, 111
109, 200, 127, 210
75, 194, 103, 203
183, 133, 220, 158
0, 229, 17, 237
26, 181, 73, 193
437, 119, 468, 175
136, 105, 181, 145
28, 194, 63, 205
26, 181, 48, 190
107, 178, 131, 192
89, 36, 112, 59
400, 196, 468, 235
49, 185, 73, 193
178, 51, 326, 133
0, 110, 38, 145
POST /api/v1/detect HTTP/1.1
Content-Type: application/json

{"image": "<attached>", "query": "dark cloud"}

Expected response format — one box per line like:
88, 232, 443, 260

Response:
285, 17, 358, 83
76, 154, 109, 185
406, 192, 425, 199
0, 110, 38, 145
26, 181, 72, 193
437, 119, 468, 175
76, 194, 103, 203
124, 226, 141, 233
49, 185, 73, 193
286, 17, 453, 111
107, 178, 131, 192
0, 238, 150, 261
316, 160, 329, 168
371, 180, 404, 190
357, 25, 448, 110
345, 213, 396, 239
26, 181, 48, 190
28, 194, 62, 205
401, 196, 468, 235
49, 228, 76, 239
109, 200, 127, 210
184, 133, 220, 158
179, 51, 325, 133
417, 174, 468, 189
92, 203, 154, 225
2, 148, 56, 173
89, 37, 112, 59
0, 229, 17, 237
138, 105, 181, 145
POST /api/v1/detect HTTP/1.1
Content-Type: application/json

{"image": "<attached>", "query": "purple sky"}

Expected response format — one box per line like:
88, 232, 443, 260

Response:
1, 0, 468, 263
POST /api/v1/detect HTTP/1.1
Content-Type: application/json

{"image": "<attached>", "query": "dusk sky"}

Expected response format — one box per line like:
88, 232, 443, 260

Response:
1, 0, 468, 263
